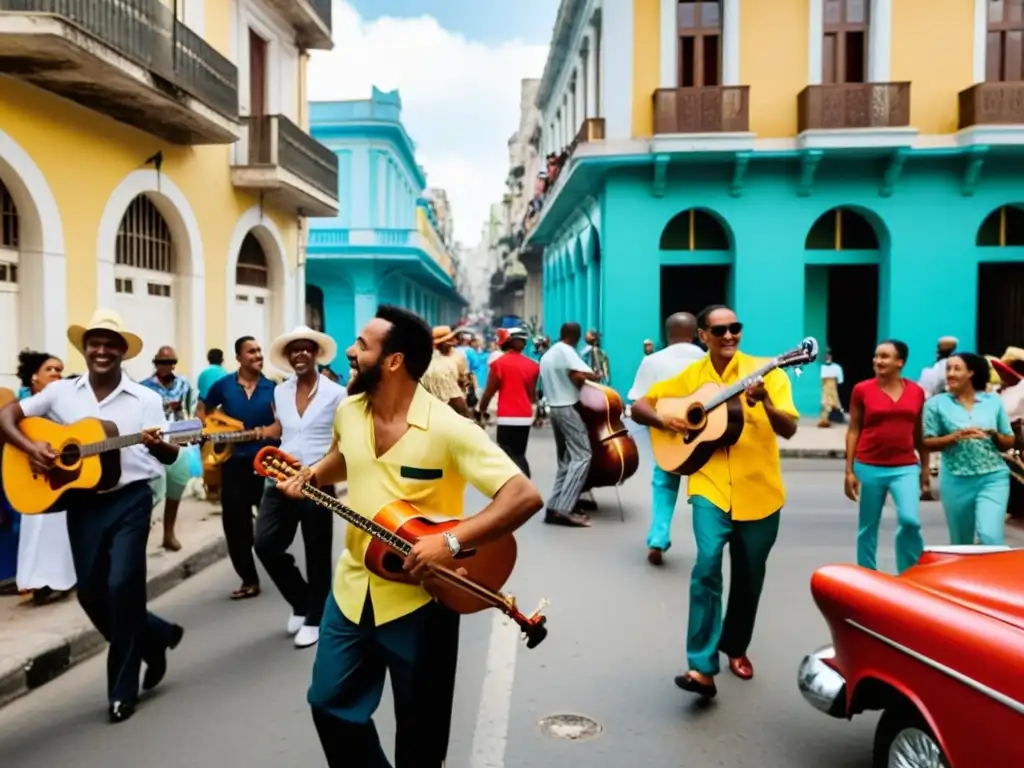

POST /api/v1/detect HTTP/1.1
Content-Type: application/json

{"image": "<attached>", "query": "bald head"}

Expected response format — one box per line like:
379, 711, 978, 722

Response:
665, 312, 697, 345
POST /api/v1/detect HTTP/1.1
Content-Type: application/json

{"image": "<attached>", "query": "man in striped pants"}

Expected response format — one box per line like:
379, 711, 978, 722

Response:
539, 322, 601, 527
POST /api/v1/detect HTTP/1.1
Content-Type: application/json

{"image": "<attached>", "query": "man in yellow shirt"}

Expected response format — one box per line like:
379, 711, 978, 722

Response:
629, 305, 798, 700
276, 305, 543, 768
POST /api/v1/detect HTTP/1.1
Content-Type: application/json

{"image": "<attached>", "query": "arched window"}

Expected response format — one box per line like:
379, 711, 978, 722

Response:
986, 0, 1024, 82
977, 205, 1024, 246
114, 195, 174, 297
0, 178, 18, 287
660, 208, 730, 250
236, 233, 269, 287
805, 207, 879, 250
822, 0, 869, 84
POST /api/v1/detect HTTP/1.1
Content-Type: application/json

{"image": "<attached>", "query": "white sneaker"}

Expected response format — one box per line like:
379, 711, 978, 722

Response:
294, 625, 319, 648
287, 614, 305, 635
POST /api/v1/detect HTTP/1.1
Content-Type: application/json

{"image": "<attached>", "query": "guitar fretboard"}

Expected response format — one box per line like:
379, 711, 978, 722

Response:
205, 430, 260, 445
299, 484, 413, 555
703, 360, 782, 412
79, 430, 197, 457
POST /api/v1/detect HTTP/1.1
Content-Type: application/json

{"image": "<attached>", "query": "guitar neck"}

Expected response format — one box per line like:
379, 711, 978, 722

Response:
703, 359, 782, 412
206, 429, 261, 445
299, 483, 413, 554
79, 430, 191, 457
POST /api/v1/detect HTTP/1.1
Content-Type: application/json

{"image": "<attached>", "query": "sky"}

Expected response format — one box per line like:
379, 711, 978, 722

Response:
307, 1, 556, 246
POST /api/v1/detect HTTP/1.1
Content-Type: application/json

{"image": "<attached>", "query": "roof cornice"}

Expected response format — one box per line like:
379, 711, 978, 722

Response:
536, 0, 590, 109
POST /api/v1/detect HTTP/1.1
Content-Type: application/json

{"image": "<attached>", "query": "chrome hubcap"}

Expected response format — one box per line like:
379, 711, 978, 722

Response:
890, 727, 943, 768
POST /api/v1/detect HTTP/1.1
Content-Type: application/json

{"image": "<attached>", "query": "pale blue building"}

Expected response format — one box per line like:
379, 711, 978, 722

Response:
307, 88, 465, 362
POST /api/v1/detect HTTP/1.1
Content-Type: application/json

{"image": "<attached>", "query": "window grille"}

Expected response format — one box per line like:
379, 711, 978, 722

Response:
236, 232, 269, 288
115, 195, 174, 273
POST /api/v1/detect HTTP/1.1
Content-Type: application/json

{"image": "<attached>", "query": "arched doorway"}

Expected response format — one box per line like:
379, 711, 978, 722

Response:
0, 178, 20, 388
306, 284, 325, 332
659, 208, 733, 333
976, 205, 1024, 356
804, 206, 882, 403
112, 194, 177, 381
234, 233, 271, 349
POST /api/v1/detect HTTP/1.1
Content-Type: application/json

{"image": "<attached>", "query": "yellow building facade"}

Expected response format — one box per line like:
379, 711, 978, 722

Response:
0, 0, 339, 385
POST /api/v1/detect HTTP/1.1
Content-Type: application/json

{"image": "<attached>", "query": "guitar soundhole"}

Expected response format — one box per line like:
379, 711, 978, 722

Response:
381, 552, 405, 574
685, 404, 706, 428
58, 444, 81, 467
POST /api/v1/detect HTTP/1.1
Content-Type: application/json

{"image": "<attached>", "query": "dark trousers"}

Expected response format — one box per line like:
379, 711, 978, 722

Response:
220, 456, 265, 586
65, 480, 176, 704
308, 593, 460, 768
496, 424, 531, 478
254, 483, 334, 625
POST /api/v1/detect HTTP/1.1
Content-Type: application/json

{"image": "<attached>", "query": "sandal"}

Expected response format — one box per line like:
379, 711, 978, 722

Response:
544, 510, 590, 527
230, 584, 261, 600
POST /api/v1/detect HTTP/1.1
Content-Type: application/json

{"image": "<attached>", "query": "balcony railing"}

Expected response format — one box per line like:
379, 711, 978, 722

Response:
958, 82, 1024, 129
0, 0, 239, 119
653, 86, 750, 134
575, 117, 605, 144
245, 114, 338, 200
797, 83, 911, 132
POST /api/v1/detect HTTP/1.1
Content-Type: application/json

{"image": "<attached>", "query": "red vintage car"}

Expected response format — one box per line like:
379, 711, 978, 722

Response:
798, 545, 1024, 767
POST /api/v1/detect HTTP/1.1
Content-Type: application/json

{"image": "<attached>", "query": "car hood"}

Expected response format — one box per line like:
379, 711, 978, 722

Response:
904, 550, 1024, 630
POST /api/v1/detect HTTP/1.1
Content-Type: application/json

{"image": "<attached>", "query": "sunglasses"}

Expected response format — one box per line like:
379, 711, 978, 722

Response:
707, 322, 743, 337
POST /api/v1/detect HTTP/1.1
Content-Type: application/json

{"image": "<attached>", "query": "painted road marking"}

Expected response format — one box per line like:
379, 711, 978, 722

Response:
469, 612, 520, 768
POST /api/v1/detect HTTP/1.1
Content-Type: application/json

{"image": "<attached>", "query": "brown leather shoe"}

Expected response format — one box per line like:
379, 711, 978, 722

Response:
647, 548, 663, 565
728, 656, 754, 680
674, 671, 717, 698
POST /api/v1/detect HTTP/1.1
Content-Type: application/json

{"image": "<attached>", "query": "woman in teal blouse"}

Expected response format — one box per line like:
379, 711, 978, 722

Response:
923, 353, 1016, 546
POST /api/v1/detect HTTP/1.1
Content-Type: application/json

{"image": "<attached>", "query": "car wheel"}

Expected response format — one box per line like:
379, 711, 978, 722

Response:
873, 705, 950, 768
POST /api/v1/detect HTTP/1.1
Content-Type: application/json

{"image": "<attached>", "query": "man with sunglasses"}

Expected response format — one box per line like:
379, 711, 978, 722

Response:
629, 305, 798, 700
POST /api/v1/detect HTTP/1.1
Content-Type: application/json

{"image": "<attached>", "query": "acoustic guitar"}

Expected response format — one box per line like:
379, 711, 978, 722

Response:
3, 417, 205, 514
253, 446, 550, 649
650, 338, 819, 476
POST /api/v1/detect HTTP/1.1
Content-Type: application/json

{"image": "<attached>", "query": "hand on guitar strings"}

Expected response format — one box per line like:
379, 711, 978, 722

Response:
276, 467, 314, 500
140, 428, 166, 448
404, 534, 468, 582
744, 381, 769, 407
26, 440, 57, 474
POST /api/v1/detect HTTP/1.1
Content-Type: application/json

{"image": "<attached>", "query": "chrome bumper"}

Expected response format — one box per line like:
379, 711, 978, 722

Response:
797, 645, 847, 718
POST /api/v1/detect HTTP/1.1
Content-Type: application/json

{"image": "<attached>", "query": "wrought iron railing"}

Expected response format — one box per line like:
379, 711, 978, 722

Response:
0, 0, 239, 118
958, 82, 1024, 129
245, 114, 339, 199
797, 83, 911, 132
653, 87, 750, 133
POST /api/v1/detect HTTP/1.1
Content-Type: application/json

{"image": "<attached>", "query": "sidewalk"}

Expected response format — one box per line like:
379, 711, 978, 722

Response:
0, 497, 226, 709
780, 418, 846, 458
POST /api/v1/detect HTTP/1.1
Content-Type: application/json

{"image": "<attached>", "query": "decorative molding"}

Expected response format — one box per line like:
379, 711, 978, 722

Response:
956, 125, 1024, 147
973, 0, 987, 84
225, 205, 291, 351
808, 0, 823, 85
651, 154, 670, 198
879, 149, 908, 197
961, 145, 988, 197
797, 128, 918, 150
651, 133, 757, 154
797, 150, 824, 197
867, 0, 892, 82
730, 152, 752, 197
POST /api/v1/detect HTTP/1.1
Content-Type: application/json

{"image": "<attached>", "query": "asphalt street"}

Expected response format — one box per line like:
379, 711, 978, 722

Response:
0, 428, 957, 767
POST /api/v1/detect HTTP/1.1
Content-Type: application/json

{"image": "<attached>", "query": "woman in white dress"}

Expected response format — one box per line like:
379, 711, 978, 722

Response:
15, 351, 76, 604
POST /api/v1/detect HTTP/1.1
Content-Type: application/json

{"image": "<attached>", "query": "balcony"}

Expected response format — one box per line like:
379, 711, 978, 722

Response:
797, 83, 911, 132
306, 228, 456, 279
262, 0, 332, 50
574, 117, 605, 144
653, 86, 750, 134
231, 115, 339, 218
0, 0, 239, 144
958, 82, 1024, 129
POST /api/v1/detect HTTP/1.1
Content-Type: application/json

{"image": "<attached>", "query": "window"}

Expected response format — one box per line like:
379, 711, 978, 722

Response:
805, 207, 879, 250
977, 205, 1024, 246
0, 178, 17, 249
236, 232, 269, 288
660, 209, 730, 250
116, 195, 174, 272
115, 278, 135, 294
147, 282, 171, 297
677, 1, 721, 87
987, 0, 1024, 82
822, 0, 869, 84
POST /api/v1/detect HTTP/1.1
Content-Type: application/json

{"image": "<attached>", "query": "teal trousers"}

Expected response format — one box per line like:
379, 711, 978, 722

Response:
686, 496, 780, 676
853, 460, 923, 574
940, 468, 1008, 546
650, 467, 681, 551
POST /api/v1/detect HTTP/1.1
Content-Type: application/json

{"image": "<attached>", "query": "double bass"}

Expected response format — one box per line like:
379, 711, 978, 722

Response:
576, 381, 639, 490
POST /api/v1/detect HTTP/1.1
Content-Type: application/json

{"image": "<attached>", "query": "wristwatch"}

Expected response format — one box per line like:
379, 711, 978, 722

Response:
443, 532, 461, 557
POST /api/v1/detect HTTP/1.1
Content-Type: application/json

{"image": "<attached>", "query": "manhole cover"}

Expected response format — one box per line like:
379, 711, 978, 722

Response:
537, 714, 603, 741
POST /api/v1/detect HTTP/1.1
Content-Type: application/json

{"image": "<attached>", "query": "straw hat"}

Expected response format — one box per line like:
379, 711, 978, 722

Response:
268, 326, 337, 372
432, 326, 457, 346
67, 308, 143, 361
1001, 346, 1024, 365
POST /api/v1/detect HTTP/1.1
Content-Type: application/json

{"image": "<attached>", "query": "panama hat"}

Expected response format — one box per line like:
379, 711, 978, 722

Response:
269, 326, 337, 372
432, 326, 457, 346
67, 308, 143, 361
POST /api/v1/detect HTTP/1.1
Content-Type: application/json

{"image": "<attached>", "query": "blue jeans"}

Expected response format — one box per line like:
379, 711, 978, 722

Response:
853, 460, 923, 574
940, 468, 1009, 546
650, 467, 681, 551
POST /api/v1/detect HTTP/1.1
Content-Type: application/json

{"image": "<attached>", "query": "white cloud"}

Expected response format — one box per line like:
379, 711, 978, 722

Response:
307, 2, 548, 245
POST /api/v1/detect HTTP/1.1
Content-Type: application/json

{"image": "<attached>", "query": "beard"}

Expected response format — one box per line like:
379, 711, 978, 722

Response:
348, 357, 383, 396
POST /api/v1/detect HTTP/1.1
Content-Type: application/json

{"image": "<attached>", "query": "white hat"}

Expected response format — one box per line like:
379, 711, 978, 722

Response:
67, 308, 144, 361
269, 326, 337, 372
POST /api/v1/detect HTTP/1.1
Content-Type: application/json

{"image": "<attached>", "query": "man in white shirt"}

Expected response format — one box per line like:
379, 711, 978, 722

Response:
255, 327, 347, 649
627, 313, 705, 564
0, 310, 185, 723
538, 322, 601, 527
817, 348, 845, 427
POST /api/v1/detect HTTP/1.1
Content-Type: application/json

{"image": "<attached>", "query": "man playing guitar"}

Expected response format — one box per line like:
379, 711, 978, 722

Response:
275, 305, 543, 768
629, 305, 798, 699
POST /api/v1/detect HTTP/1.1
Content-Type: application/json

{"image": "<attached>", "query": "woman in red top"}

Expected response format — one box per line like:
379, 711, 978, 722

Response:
844, 339, 930, 574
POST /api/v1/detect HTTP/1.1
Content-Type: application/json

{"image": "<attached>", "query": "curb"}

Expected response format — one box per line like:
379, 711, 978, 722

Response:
0, 534, 228, 710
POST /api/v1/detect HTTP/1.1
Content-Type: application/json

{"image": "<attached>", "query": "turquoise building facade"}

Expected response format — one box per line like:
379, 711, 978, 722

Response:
307, 88, 465, 366
527, 145, 1024, 415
